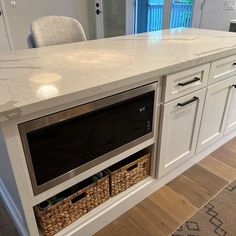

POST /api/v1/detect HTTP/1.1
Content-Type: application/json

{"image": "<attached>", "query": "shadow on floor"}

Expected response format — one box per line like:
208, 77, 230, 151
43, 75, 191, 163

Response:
0, 198, 19, 236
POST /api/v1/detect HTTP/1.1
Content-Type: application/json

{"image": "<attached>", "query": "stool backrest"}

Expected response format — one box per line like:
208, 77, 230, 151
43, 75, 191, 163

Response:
30, 16, 86, 47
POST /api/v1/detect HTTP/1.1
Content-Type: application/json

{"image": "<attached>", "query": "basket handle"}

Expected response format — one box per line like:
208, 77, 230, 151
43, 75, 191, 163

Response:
127, 163, 138, 172
71, 192, 86, 204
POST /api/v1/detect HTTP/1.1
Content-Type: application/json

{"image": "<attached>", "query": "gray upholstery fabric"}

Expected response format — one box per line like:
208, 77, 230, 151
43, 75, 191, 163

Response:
30, 16, 87, 47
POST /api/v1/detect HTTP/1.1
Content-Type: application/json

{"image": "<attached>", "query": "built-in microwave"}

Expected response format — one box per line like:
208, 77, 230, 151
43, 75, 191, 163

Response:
19, 82, 157, 195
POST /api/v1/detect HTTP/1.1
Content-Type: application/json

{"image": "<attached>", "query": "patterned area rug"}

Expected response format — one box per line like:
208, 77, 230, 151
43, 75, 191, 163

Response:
172, 179, 236, 236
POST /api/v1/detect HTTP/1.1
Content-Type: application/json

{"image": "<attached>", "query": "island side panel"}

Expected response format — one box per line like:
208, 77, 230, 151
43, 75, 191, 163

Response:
0, 122, 40, 236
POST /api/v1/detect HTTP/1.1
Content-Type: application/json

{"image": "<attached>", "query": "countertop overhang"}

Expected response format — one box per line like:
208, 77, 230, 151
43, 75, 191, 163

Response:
1, 28, 236, 122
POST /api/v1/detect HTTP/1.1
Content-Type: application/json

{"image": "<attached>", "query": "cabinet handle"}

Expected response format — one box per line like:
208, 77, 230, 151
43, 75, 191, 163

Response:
232, 84, 236, 88
232, 63, 236, 66
178, 77, 201, 86
178, 96, 199, 107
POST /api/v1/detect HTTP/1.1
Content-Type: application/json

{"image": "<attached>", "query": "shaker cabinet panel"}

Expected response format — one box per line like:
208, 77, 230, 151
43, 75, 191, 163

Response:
164, 64, 210, 102
209, 55, 236, 85
158, 89, 206, 178
197, 77, 236, 152
225, 81, 236, 135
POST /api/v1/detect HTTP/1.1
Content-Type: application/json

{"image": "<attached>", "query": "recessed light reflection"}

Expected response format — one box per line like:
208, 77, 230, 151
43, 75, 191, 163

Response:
29, 73, 62, 84
37, 85, 59, 99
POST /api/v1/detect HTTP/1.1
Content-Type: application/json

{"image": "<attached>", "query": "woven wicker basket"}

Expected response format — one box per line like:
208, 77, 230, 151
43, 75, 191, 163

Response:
108, 151, 150, 197
35, 173, 110, 236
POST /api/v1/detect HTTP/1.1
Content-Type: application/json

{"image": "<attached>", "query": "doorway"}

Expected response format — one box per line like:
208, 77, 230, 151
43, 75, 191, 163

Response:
94, 0, 194, 39
136, 0, 194, 33
95, 0, 135, 38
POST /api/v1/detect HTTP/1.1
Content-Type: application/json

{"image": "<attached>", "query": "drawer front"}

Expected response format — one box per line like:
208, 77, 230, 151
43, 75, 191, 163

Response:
209, 55, 236, 85
164, 64, 210, 102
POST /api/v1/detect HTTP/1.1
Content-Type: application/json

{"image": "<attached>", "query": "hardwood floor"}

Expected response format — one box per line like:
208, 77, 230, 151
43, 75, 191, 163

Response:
0, 199, 19, 236
95, 138, 236, 236
0, 138, 236, 236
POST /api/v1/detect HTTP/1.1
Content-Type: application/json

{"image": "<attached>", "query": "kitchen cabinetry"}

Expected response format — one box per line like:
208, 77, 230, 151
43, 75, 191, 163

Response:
158, 89, 206, 177
164, 64, 210, 102
2, 29, 236, 236
225, 81, 236, 135
209, 55, 236, 85
197, 76, 236, 152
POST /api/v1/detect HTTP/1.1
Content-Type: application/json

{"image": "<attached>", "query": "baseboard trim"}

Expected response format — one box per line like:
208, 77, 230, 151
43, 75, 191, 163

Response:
0, 179, 28, 236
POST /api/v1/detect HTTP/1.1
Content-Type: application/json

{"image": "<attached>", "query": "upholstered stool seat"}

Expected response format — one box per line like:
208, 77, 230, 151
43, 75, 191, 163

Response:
30, 16, 86, 47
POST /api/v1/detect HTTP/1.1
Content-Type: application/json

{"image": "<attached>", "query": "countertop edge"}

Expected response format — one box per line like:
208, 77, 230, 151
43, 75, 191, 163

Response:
1, 46, 236, 124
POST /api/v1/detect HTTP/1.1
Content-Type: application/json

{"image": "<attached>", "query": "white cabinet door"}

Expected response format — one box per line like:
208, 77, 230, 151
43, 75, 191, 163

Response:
225, 80, 236, 135
197, 77, 236, 153
158, 89, 206, 178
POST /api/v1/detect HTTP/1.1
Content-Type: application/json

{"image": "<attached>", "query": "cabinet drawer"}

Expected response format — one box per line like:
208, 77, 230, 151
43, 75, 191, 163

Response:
209, 55, 236, 85
158, 89, 206, 178
164, 64, 210, 102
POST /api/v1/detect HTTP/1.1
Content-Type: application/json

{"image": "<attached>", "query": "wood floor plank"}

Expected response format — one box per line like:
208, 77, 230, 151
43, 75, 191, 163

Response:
96, 198, 179, 236
144, 198, 179, 235
183, 165, 227, 195
224, 140, 236, 155
95, 202, 158, 236
95, 216, 146, 236
211, 146, 236, 168
167, 175, 214, 208
93, 221, 123, 236
224, 137, 236, 149
118, 207, 159, 236
0, 199, 19, 236
132, 198, 179, 236
148, 185, 197, 224
199, 155, 236, 182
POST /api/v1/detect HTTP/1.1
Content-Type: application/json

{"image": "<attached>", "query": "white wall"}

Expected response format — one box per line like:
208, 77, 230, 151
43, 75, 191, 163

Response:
2, 0, 96, 50
193, 0, 236, 31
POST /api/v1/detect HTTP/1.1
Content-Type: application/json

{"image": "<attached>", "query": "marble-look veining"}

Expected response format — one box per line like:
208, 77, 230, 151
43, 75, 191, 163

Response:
1, 28, 236, 122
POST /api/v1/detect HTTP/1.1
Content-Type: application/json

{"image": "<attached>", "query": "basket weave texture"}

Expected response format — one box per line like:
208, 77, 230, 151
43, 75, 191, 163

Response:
108, 152, 150, 197
35, 175, 109, 236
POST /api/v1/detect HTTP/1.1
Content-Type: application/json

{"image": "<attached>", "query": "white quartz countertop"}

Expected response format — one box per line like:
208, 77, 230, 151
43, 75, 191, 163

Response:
1, 28, 236, 123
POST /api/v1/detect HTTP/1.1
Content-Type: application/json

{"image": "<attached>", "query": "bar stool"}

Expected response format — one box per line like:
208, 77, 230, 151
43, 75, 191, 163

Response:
30, 16, 86, 48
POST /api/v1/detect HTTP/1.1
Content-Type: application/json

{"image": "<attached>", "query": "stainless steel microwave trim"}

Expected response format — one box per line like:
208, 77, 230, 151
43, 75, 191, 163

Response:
19, 82, 157, 195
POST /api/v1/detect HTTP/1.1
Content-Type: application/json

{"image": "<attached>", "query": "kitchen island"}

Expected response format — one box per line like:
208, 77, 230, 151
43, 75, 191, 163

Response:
1, 28, 236, 236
